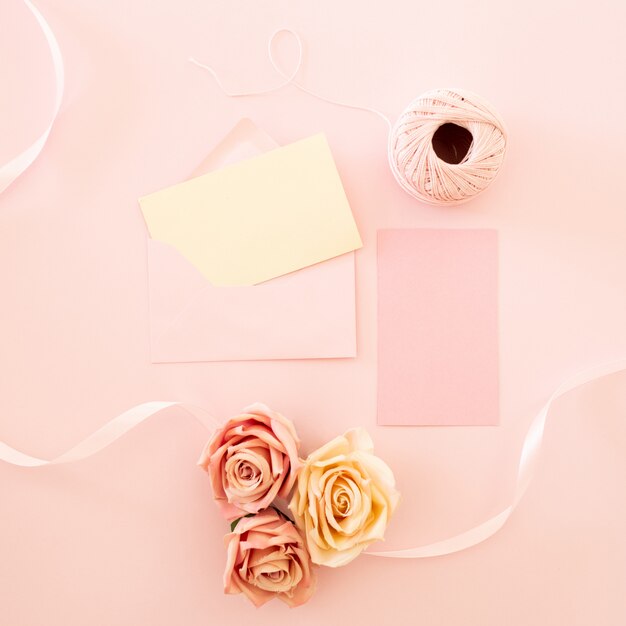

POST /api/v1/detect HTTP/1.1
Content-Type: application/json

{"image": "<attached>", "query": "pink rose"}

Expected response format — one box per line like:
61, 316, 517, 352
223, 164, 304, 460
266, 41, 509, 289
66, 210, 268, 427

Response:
198, 403, 302, 519
223, 509, 316, 607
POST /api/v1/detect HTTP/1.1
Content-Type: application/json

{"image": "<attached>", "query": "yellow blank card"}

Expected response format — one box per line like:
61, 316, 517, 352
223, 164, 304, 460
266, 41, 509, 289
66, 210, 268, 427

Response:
139, 134, 362, 286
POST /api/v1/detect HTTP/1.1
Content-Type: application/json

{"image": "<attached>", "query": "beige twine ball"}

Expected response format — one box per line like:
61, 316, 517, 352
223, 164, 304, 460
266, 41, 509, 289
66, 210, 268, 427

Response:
388, 88, 507, 206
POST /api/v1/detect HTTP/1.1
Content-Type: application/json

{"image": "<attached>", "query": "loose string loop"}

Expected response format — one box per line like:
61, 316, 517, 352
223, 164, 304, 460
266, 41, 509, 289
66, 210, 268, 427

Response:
189, 28, 393, 130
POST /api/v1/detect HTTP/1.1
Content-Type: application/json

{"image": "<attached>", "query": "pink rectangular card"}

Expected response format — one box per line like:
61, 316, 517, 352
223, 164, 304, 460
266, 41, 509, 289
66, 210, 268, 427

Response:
377, 229, 499, 426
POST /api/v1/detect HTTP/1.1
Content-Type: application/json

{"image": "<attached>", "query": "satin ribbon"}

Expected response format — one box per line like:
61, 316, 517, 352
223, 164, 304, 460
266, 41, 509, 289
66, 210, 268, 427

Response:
0, 0, 64, 195
0, 402, 218, 467
1, 360, 624, 559
368, 358, 626, 558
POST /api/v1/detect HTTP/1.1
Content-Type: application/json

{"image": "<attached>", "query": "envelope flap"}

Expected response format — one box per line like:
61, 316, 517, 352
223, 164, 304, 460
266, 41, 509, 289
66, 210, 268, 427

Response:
191, 118, 279, 177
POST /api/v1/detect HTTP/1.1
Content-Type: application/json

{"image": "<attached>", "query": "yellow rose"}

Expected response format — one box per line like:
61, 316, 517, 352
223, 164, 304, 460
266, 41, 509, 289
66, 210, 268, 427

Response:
289, 428, 400, 567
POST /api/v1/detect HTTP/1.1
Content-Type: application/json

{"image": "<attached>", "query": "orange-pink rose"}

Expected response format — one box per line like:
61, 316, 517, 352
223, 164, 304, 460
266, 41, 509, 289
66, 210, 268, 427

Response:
223, 509, 316, 607
198, 404, 302, 520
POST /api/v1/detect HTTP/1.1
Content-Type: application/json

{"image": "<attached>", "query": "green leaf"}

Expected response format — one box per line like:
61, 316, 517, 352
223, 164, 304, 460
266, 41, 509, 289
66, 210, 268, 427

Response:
230, 513, 254, 532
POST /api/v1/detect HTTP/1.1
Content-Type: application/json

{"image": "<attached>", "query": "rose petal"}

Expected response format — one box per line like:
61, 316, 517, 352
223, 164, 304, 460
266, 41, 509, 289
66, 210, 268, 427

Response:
221, 509, 316, 607
288, 427, 400, 569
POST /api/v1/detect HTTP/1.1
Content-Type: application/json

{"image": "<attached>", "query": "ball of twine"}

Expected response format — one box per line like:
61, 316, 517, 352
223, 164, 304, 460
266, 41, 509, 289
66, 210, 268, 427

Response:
388, 88, 507, 206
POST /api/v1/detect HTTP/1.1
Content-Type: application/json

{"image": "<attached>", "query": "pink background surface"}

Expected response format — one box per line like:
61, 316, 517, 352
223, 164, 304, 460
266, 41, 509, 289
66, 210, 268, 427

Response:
1, 0, 625, 624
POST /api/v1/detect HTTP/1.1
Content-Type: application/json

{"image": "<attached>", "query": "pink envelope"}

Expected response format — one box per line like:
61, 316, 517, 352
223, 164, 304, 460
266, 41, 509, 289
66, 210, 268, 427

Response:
146, 120, 357, 363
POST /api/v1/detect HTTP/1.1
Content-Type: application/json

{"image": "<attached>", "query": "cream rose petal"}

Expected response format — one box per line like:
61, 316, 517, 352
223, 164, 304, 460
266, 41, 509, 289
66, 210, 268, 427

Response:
343, 428, 375, 454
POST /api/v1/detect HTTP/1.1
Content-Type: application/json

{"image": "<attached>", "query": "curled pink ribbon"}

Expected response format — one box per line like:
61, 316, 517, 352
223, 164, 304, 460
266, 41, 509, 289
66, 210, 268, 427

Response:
0, 402, 218, 467
1, 359, 624, 559
0, 0, 64, 195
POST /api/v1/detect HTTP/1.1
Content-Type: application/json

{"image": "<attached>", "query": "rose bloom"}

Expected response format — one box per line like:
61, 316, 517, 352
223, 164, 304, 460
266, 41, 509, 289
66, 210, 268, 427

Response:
199, 404, 302, 520
223, 509, 316, 607
289, 428, 400, 567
